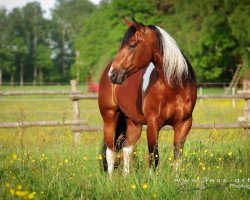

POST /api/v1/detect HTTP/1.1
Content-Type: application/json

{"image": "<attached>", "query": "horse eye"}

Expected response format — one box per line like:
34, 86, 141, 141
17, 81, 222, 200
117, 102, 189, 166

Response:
129, 43, 136, 49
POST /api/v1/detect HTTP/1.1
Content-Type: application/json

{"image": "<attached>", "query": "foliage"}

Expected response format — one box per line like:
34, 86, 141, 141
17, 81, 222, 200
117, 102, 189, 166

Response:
51, 0, 96, 81
73, 0, 160, 81
0, 0, 249, 83
76, 0, 249, 82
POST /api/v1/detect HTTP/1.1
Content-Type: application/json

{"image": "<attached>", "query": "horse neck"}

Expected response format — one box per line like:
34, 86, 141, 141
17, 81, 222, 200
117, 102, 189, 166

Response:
153, 53, 168, 84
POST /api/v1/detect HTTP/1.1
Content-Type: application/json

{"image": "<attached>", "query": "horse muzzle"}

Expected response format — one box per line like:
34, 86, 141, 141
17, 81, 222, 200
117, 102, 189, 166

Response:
109, 68, 127, 85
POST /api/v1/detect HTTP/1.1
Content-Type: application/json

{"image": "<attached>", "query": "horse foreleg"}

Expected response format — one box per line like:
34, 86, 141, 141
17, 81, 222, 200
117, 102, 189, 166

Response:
123, 120, 142, 175
102, 111, 118, 175
173, 117, 192, 172
146, 118, 160, 171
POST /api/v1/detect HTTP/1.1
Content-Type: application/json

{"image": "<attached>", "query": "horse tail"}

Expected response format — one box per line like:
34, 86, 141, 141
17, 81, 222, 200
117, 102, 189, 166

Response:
101, 111, 127, 172
114, 111, 127, 151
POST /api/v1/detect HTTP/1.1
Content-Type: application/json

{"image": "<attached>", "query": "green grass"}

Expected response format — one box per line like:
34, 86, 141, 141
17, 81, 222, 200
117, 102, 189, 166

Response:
0, 129, 249, 199
0, 92, 249, 199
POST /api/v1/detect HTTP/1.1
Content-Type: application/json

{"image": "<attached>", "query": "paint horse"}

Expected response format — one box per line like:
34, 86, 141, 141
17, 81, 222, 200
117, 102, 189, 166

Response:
98, 18, 197, 175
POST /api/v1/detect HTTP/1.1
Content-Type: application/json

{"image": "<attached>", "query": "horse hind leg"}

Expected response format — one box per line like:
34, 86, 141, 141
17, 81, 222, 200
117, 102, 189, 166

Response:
122, 120, 142, 175
173, 117, 192, 172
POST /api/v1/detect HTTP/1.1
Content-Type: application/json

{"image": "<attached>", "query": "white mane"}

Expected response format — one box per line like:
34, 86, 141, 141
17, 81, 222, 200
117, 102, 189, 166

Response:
156, 26, 189, 85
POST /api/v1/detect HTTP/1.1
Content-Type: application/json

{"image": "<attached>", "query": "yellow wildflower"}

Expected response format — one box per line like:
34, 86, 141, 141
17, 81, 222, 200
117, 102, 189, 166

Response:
98, 155, 102, 160
17, 184, 22, 190
228, 152, 232, 156
16, 190, 25, 197
9, 189, 15, 195
12, 153, 17, 161
28, 192, 36, 199
83, 156, 88, 160
64, 159, 69, 163
142, 183, 148, 189
131, 183, 136, 189
152, 193, 158, 199
5, 183, 10, 188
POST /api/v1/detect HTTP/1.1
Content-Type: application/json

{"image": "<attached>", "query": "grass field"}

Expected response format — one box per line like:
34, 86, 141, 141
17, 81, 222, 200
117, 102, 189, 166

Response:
0, 88, 249, 199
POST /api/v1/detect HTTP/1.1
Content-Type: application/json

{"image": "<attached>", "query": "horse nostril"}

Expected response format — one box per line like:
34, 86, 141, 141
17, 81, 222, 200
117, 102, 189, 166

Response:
110, 72, 117, 81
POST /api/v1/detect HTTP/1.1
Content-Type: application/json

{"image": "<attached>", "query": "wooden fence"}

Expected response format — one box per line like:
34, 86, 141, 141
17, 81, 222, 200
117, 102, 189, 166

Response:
1, 80, 250, 143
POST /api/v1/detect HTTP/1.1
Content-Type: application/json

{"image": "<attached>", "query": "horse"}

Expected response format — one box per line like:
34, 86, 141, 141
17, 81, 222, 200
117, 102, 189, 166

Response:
98, 17, 197, 175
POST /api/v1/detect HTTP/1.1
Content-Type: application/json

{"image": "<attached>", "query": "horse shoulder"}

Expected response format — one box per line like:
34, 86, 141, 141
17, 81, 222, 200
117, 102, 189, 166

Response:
98, 62, 118, 113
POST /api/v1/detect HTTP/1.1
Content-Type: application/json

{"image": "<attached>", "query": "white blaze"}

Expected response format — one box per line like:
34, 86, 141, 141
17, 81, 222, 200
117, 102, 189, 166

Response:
108, 66, 114, 78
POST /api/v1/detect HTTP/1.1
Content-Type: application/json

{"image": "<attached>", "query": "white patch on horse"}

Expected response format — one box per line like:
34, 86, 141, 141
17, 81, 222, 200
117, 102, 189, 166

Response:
155, 26, 188, 85
106, 148, 115, 174
108, 66, 114, 78
123, 145, 134, 175
142, 62, 155, 91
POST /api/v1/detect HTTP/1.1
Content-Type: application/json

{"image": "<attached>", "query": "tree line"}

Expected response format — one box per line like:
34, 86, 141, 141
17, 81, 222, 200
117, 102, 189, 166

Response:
0, 0, 249, 85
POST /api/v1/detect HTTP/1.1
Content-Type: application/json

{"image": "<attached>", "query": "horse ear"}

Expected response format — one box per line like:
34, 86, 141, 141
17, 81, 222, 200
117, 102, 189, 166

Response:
123, 16, 133, 27
132, 17, 142, 31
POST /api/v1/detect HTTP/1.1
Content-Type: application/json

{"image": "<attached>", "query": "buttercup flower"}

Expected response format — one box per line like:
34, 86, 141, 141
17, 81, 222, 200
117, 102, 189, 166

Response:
141, 183, 148, 189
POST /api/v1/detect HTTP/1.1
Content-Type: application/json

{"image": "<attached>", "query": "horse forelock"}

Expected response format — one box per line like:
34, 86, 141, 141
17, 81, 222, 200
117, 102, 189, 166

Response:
120, 25, 137, 48
151, 26, 189, 85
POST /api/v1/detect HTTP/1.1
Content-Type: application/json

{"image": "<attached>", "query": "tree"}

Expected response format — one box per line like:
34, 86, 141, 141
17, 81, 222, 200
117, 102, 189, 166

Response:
0, 8, 7, 85
158, 0, 249, 82
227, 0, 250, 74
51, 0, 96, 81
74, 0, 159, 81
3, 8, 27, 85
22, 2, 47, 84
35, 43, 52, 83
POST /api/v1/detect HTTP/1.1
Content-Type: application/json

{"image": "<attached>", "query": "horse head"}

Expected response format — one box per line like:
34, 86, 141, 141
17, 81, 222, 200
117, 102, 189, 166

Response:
108, 17, 160, 84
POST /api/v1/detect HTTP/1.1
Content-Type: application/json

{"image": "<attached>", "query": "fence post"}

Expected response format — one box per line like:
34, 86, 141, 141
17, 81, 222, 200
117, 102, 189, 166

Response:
70, 80, 81, 144
232, 87, 235, 108
199, 87, 203, 103
244, 97, 250, 122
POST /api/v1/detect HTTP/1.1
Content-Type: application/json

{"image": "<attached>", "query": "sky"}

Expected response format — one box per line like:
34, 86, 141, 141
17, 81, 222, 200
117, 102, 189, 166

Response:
0, 0, 101, 18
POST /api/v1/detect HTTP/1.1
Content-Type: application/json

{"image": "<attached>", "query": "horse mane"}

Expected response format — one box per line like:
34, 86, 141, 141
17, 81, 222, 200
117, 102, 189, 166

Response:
148, 25, 195, 85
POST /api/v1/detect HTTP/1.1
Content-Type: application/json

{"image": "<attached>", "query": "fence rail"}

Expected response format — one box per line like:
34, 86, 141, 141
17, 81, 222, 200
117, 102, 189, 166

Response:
0, 90, 83, 96
0, 120, 87, 128
71, 123, 250, 132
1, 90, 250, 100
